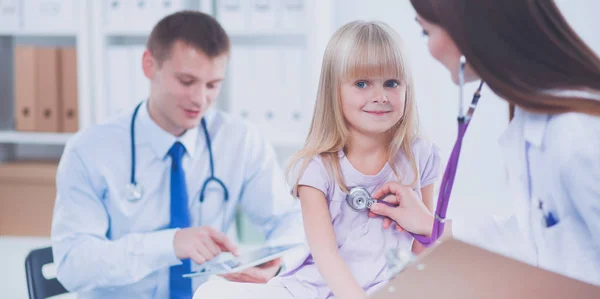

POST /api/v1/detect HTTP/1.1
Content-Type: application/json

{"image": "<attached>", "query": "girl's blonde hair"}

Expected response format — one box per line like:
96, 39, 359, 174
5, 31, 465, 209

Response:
287, 20, 419, 195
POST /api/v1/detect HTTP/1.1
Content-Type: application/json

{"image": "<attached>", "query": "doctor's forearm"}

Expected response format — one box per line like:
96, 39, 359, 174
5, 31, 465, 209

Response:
54, 229, 180, 292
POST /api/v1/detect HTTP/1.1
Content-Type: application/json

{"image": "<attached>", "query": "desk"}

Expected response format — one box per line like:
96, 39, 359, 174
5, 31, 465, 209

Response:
0, 236, 75, 299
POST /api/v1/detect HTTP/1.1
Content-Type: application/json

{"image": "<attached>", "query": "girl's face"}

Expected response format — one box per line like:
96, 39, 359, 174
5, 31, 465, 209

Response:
340, 77, 406, 136
416, 16, 479, 84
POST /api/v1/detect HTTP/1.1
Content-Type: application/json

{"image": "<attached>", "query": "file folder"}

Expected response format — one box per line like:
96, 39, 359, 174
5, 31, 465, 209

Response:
282, 48, 309, 145
58, 47, 79, 132
250, 0, 277, 33
35, 47, 61, 132
131, 46, 149, 109
106, 46, 134, 118
22, 0, 77, 34
130, 0, 154, 32
0, 0, 20, 32
14, 46, 38, 131
369, 239, 600, 299
152, 0, 186, 24
253, 47, 280, 142
217, 0, 248, 34
229, 46, 253, 123
282, 0, 305, 33
105, 0, 129, 33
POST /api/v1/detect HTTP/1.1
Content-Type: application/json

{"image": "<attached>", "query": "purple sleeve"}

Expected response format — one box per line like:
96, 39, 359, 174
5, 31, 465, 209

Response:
419, 140, 442, 187
293, 157, 331, 197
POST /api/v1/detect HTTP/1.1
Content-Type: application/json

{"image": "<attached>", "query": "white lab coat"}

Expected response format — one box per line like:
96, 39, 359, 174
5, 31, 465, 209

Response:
455, 107, 600, 286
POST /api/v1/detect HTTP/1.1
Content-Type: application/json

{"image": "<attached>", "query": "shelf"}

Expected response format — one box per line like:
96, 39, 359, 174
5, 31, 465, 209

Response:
0, 29, 77, 37
0, 131, 73, 145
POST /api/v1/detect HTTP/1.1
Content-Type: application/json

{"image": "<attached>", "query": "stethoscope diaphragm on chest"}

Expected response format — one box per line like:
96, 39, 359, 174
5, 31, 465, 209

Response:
346, 186, 378, 211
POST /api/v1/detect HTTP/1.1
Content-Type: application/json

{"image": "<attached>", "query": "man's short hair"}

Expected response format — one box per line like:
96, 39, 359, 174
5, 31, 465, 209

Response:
147, 11, 230, 65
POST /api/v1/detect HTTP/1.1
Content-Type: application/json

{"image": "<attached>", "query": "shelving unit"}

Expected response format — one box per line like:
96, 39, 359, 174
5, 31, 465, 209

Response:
0, 0, 335, 152
0, 0, 94, 152
0, 131, 73, 145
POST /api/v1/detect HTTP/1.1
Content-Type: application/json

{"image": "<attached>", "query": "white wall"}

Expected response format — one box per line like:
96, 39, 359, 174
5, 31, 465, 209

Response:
330, 0, 600, 224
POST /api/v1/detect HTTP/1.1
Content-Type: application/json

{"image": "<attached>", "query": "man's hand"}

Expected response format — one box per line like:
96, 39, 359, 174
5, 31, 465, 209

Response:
173, 227, 239, 265
221, 258, 282, 284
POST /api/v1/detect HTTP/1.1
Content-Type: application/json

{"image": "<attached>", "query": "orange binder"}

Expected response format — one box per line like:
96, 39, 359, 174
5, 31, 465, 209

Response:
14, 46, 37, 131
35, 47, 60, 132
58, 47, 79, 132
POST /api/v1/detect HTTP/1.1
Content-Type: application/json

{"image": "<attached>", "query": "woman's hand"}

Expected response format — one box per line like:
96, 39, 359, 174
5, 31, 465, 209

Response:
368, 182, 434, 236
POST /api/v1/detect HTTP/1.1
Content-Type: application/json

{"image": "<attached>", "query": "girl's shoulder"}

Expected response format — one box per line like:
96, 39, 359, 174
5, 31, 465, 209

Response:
393, 135, 440, 163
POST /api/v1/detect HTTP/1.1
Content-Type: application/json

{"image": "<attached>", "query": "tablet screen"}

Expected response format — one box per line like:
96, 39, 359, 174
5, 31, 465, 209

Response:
184, 243, 303, 277
221, 243, 302, 269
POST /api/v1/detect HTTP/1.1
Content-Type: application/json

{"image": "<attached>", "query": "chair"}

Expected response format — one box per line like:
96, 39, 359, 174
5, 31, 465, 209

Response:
24, 246, 68, 299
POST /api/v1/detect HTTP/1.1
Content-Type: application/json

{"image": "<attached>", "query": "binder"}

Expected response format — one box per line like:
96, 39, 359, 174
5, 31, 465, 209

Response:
14, 46, 37, 131
106, 46, 134, 118
105, 0, 129, 33
282, 48, 308, 145
0, 0, 20, 32
253, 47, 280, 142
369, 239, 600, 299
217, 0, 248, 34
152, 0, 186, 23
129, 0, 154, 32
229, 46, 253, 123
250, 0, 277, 33
22, 0, 77, 34
281, 0, 304, 33
131, 46, 149, 109
35, 47, 61, 132
58, 47, 79, 132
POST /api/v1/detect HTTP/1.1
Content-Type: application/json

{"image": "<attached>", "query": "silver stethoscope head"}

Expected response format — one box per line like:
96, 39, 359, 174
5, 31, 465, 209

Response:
124, 183, 143, 202
346, 187, 377, 211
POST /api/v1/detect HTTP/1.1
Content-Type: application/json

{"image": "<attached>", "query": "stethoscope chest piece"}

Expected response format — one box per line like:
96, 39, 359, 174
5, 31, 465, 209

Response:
346, 187, 376, 211
124, 183, 143, 202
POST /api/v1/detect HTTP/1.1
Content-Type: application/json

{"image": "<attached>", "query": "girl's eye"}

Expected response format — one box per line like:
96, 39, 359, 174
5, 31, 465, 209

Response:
385, 80, 399, 88
355, 81, 368, 89
421, 29, 429, 37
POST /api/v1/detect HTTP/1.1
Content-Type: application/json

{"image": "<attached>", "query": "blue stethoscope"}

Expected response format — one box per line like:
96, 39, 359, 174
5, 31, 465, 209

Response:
125, 102, 229, 210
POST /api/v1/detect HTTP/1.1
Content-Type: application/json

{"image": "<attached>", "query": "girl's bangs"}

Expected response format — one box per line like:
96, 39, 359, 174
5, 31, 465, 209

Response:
339, 31, 406, 82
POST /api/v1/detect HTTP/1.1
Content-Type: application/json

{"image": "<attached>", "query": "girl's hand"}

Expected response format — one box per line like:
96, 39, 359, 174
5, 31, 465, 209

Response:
367, 182, 434, 236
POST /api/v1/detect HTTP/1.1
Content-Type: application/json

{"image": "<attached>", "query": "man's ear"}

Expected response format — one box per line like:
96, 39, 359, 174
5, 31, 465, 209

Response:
142, 49, 156, 79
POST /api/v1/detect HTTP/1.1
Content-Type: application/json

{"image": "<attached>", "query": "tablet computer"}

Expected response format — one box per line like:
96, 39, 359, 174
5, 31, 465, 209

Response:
183, 243, 305, 278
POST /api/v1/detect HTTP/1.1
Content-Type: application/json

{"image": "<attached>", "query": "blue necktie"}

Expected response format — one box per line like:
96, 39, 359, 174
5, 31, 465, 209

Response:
168, 142, 192, 299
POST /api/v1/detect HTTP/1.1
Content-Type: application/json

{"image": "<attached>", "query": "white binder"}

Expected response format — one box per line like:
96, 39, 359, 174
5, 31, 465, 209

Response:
229, 46, 254, 124
281, 0, 305, 33
129, 0, 154, 32
0, 0, 20, 32
254, 46, 281, 143
131, 46, 149, 110
282, 48, 310, 146
216, 0, 248, 34
104, 0, 129, 33
22, 0, 77, 34
106, 46, 134, 119
250, 0, 277, 33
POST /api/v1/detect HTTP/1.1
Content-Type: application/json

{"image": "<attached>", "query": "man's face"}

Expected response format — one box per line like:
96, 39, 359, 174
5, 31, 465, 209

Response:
143, 40, 228, 136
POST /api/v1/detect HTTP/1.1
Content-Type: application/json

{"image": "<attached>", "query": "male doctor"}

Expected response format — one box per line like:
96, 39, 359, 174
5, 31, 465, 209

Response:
51, 11, 304, 298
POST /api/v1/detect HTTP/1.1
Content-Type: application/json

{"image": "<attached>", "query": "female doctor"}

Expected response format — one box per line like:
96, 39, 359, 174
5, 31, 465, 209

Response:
369, 0, 600, 286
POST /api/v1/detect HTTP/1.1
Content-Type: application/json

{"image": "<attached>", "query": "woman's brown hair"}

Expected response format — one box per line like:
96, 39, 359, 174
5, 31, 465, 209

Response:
410, 0, 600, 116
